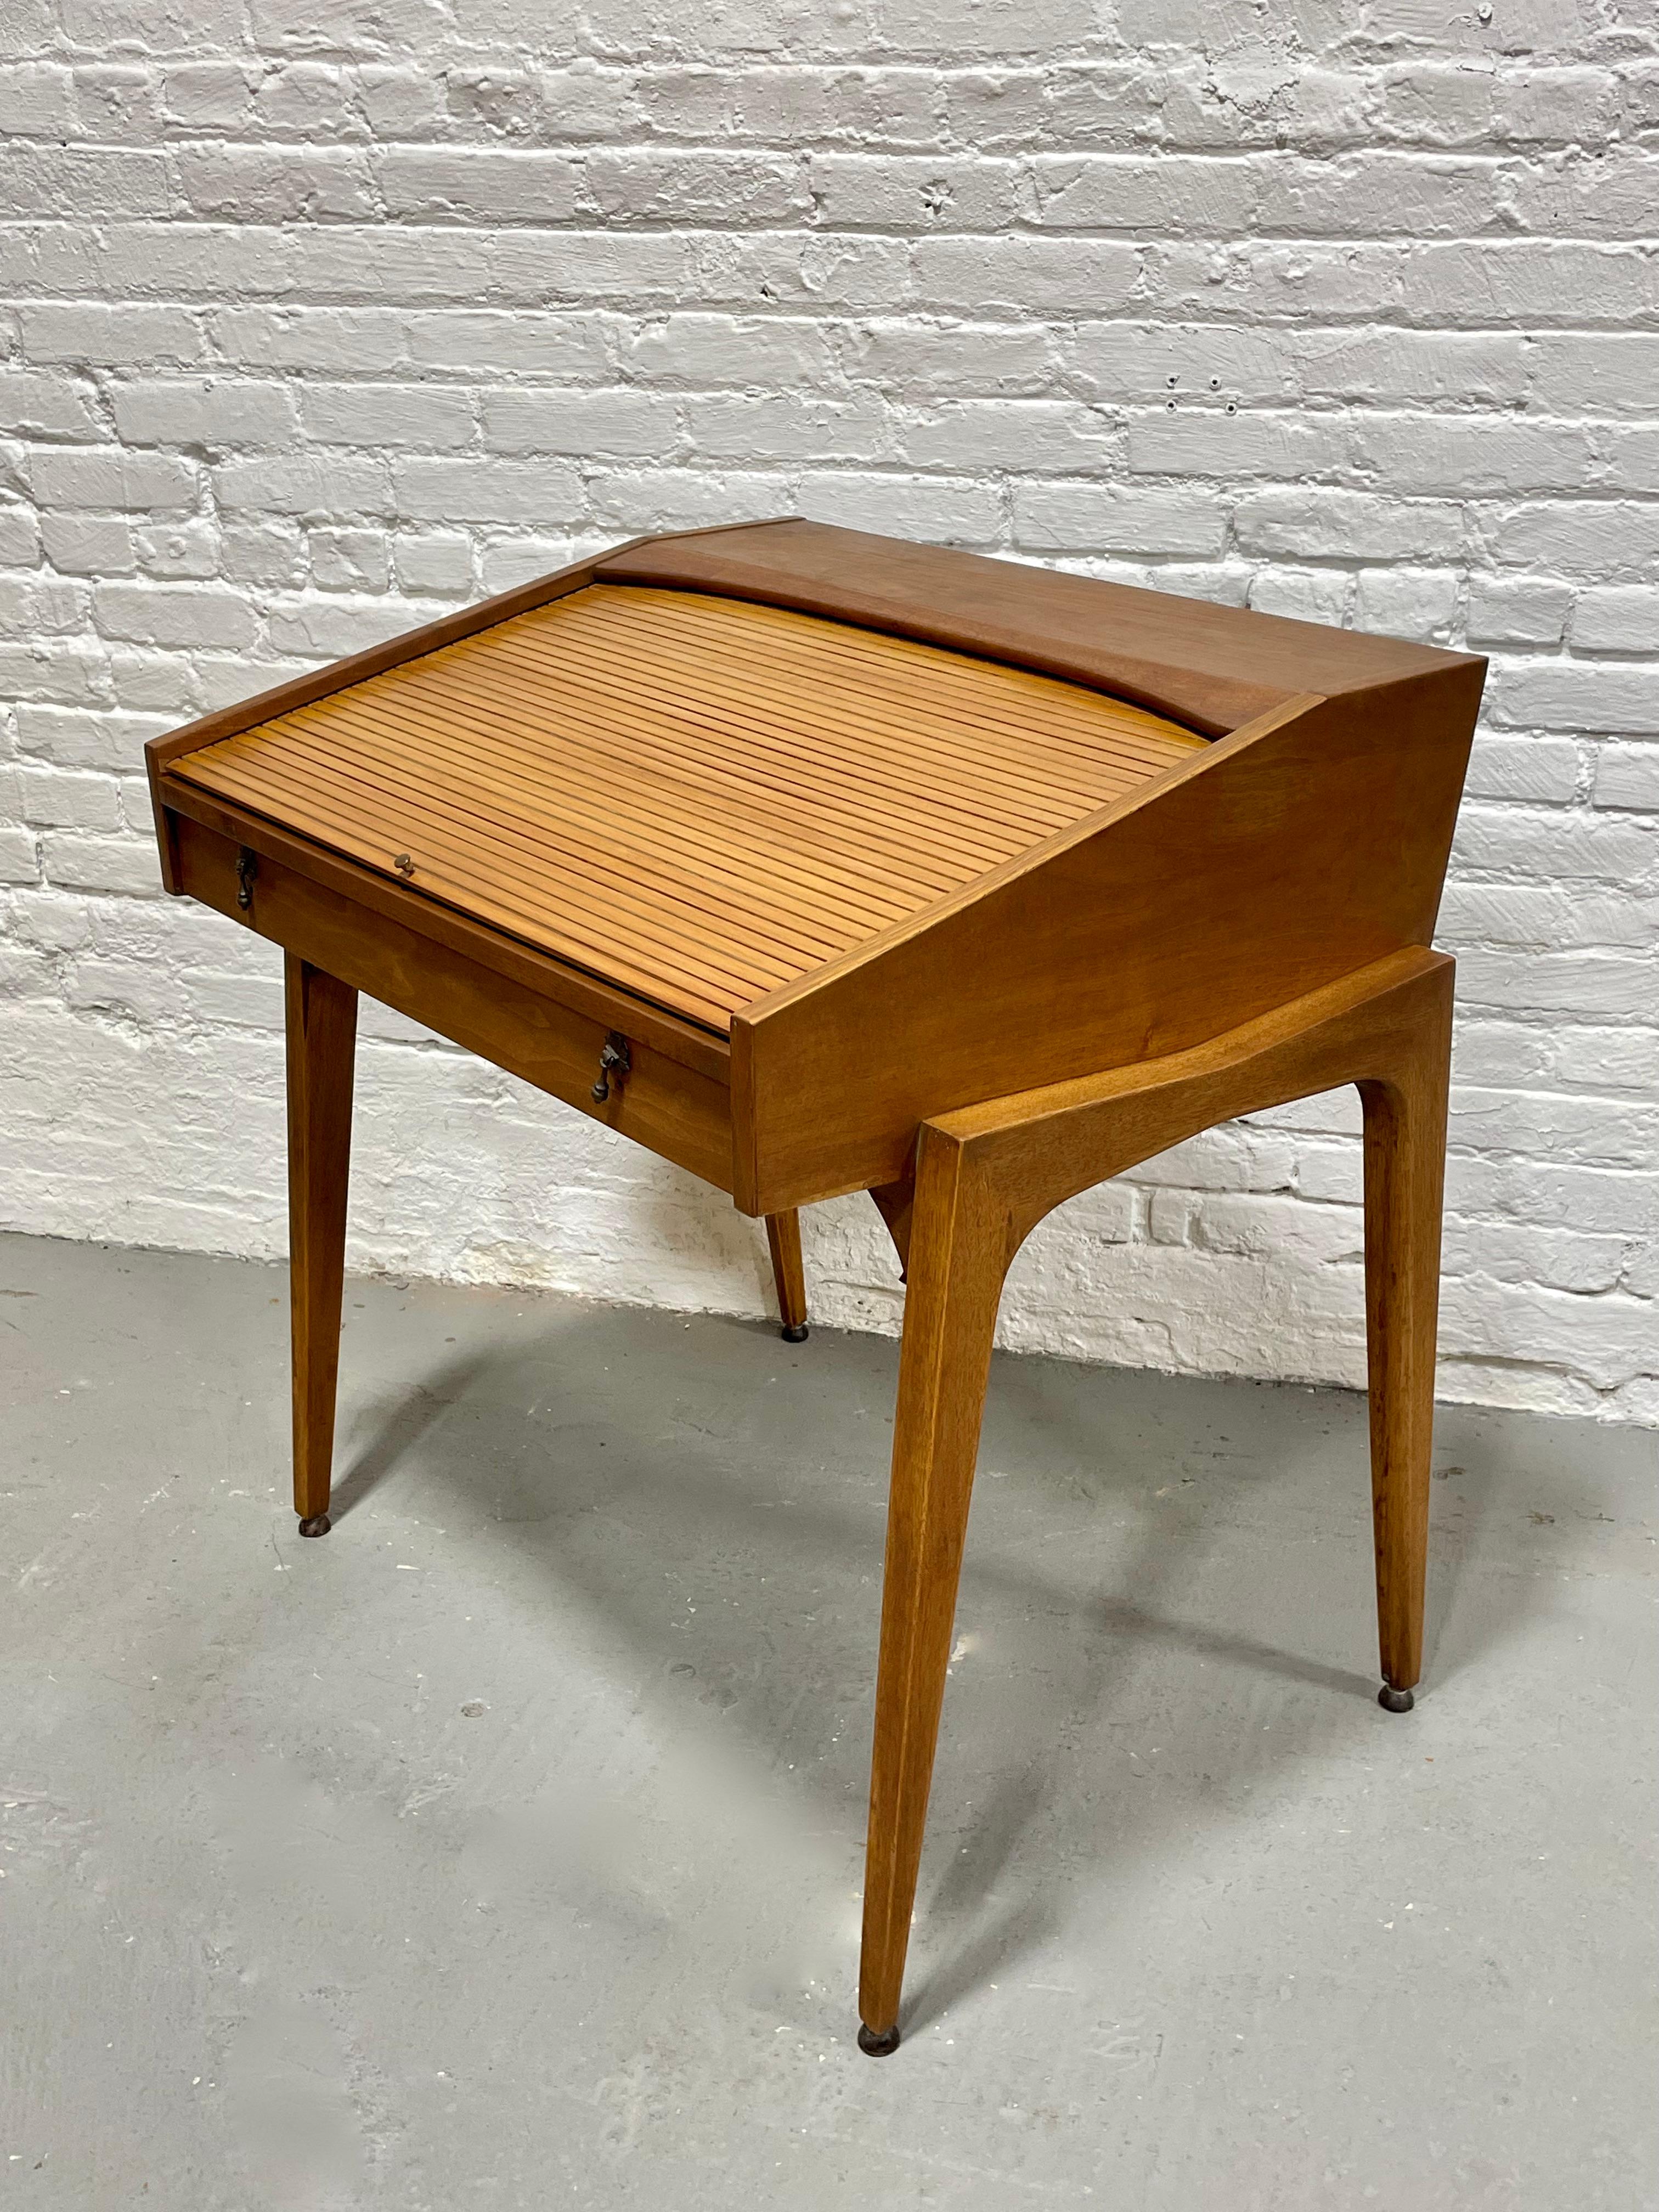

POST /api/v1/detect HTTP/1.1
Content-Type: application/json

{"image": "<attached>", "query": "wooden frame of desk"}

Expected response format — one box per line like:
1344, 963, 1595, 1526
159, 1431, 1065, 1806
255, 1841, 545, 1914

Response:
148, 518, 1484, 2055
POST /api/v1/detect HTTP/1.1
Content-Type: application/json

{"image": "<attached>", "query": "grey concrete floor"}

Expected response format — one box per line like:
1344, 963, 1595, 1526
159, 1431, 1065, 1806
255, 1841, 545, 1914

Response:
2, 1231, 1655, 2210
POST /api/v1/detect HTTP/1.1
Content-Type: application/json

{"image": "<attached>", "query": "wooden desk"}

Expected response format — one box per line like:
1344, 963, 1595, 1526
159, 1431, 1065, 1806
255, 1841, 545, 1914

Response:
146, 518, 1485, 2056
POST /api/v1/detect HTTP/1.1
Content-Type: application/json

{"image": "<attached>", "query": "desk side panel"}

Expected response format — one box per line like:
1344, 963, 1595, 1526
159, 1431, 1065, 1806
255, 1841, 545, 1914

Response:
173, 813, 734, 1192
732, 662, 1484, 1214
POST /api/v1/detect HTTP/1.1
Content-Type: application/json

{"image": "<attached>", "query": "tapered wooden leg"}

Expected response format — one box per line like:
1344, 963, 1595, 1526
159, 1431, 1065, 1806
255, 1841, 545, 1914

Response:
286, 955, 357, 1538
858, 1129, 1009, 2053
765, 1209, 809, 1341
1359, 965, 1453, 1709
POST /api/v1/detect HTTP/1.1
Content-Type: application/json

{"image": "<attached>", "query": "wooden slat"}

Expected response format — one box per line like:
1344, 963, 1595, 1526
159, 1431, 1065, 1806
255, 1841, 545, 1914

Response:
172, 585, 1206, 1032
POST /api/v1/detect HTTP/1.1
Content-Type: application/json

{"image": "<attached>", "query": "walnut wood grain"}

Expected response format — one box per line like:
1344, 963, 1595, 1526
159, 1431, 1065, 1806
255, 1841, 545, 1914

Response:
765, 1209, 808, 1336
601, 518, 1480, 738
138, 520, 1481, 2061
286, 955, 356, 1530
173, 814, 735, 1191
733, 667, 1483, 1215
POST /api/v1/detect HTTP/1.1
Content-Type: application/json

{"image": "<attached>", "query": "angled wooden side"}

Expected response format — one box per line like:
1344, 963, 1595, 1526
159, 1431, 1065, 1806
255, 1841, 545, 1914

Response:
730, 661, 1485, 1215
600, 517, 1477, 738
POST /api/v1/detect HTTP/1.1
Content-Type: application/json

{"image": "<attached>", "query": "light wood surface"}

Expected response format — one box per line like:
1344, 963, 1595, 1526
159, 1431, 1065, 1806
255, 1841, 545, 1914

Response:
857, 948, 1454, 2040
170, 584, 1203, 1032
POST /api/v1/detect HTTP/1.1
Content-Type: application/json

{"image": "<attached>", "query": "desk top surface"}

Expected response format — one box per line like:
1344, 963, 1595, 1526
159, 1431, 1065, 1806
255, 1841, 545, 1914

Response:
172, 581, 1205, 1033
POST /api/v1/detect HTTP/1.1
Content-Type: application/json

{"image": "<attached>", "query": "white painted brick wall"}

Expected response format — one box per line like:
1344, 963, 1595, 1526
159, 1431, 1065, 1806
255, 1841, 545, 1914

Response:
2, 1, 1655, 1425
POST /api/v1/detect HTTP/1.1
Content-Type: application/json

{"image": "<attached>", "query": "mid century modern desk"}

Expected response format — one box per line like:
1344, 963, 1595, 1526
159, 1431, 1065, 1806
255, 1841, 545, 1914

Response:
145, 518, 1485, 2056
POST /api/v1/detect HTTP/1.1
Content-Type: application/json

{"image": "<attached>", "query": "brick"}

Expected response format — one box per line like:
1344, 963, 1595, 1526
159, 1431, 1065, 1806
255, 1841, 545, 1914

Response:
1248, 568, 1352, 625
1492, 663, 1659, 736
1128, 410, 1348, 479
0, 644, 111, 705
1593, 746, 1659, 812
266, 593, 447, 657
15, 706, 172, 774
1570, 588, 1650, 655
1466, 574, 1571, 648
376, 149, 583, 223
808, 154, 1020, 231
1488, 503, 1659, 579
110, 379, 300, 449
1352, 566, 1458, 641
174, 145, 377, 223
93, 582, 259, 652
246, 0, 452, 54
620, 313, 839, 391
0, 510, 43, 565
392, 532, 473, 596
1062, 320, 1296, 406
867, 0, 1093, 54
1453, 803, 1656, 883
1351, 415, 1596, 496
0, 369, 105, 442
685, 392, 889, 465
1399, 242, 1659, 329
16, 766, 123, 832
1462, 735, 1579, 804
221, 520, 306, 586
796, 470, 1002, 542
39, 830, 161, 896
0, 825, 38, 885
0, 147, 170, 221
31, 448, 198, 514
590, 151, 809, 225
639, 64, 939, 148
1032, 154, 1257, 234
481, 388, 678, 459
896, 400, 1116, 477
213, 452, 394, 517
586, 466, 792, 532
910, 237, 1138, 315
134, 520, 223, 582
1013, 481, 1227, 556
1527, 334, 1659, 415
300, 383, 477, 450
1300, 328, 1530, 407
840, 318, 1056, 396
1454, 947, 1657, 1019
0, 64, 76, 138
308, 527, 390, 591
160, 64, 256, 131
392, 456, 584, 523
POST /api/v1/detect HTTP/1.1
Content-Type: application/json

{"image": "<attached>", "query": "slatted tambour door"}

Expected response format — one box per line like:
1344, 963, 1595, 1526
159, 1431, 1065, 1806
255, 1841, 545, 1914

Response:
173, 585, 1207, 1033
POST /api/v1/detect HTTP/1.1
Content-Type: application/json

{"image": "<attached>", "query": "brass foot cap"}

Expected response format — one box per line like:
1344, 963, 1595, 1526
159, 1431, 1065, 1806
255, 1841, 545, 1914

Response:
857, 2023, 900, 2058
781, 1323, 810, 1344
1378, 1683, 1414, 1713
298, 1513, 332, 1539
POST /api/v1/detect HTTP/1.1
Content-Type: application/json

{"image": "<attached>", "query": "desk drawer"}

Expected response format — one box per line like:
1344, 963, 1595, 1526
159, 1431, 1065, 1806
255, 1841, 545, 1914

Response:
170, 810, 735, 1192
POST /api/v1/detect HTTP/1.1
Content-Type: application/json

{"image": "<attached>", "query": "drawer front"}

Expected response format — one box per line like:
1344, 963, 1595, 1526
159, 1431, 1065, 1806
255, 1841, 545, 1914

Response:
172, 812, 735, 1192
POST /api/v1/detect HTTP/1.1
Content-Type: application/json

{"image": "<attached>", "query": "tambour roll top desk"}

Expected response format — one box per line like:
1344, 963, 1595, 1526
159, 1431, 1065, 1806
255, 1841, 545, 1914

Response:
146, 518, 1486, 2056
